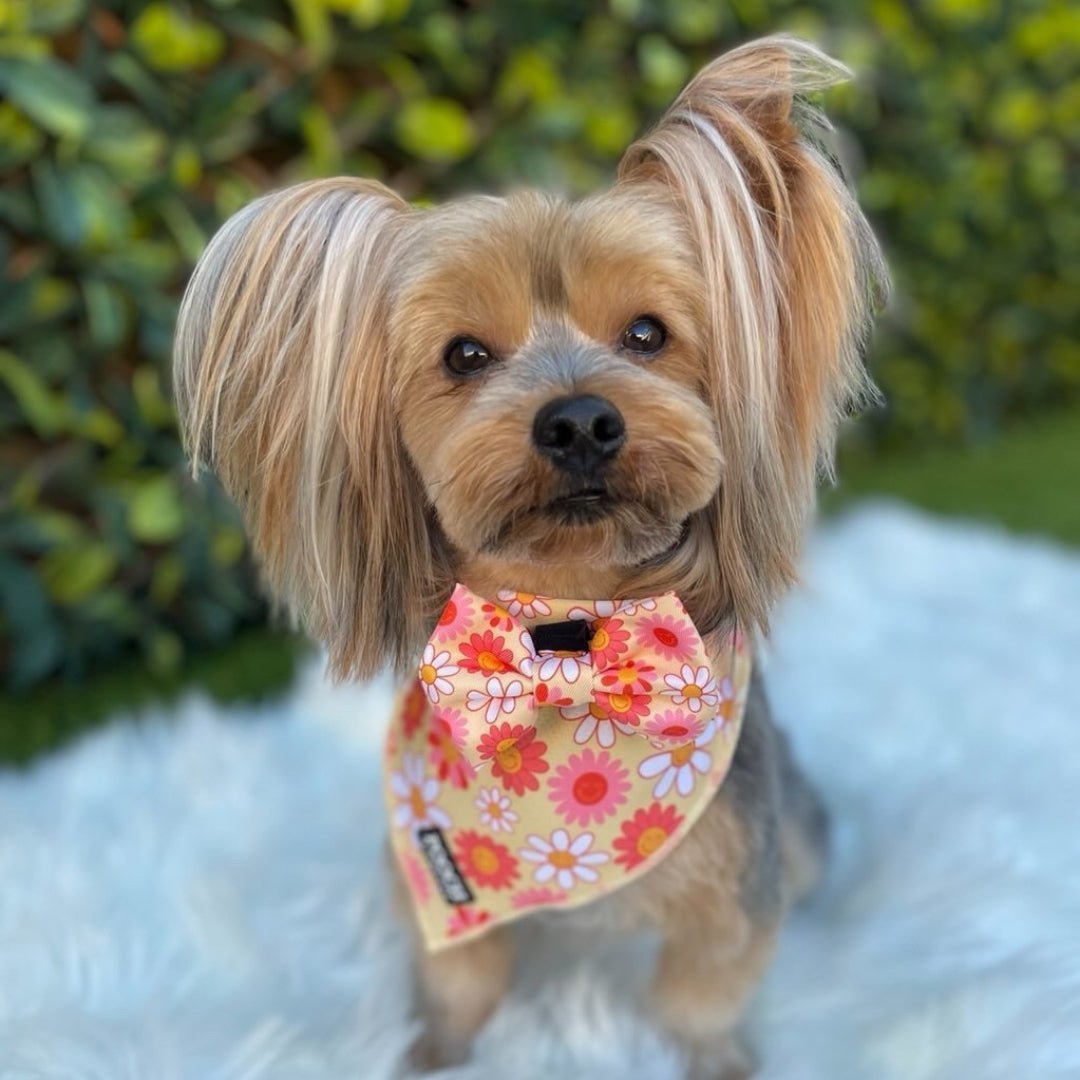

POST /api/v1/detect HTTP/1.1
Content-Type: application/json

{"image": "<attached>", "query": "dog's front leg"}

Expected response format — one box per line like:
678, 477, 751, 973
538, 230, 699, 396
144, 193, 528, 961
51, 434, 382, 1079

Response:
650, 913, 778, 1080
409, 925, 514, 1070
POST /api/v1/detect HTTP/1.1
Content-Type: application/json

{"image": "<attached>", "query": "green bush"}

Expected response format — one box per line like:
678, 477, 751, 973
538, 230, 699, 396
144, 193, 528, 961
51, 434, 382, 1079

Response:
1, 0, 1076, 690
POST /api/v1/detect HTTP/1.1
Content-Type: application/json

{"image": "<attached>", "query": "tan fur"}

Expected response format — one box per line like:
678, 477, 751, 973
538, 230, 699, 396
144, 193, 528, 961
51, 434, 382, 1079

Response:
174, 35, 885, 1078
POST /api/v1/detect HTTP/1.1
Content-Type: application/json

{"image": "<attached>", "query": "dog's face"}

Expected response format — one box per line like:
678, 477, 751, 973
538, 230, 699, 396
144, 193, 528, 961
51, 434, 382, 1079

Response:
173, 38, 884, 678
393, 192, 720, 567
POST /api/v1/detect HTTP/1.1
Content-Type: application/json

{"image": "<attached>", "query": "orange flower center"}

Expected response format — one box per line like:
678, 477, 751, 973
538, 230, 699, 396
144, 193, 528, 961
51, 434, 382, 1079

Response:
608, 693, 632, 713
471, 845, 500, 876
653, 627, 679, 647
495, 738, 523, 773
614, 665, 637, 685
661, 724, 689, 739
671, 742, 695, 766
419, 664, 437, 685
572, 771, 608, 805
477, 650, 503, 672
515, 591, 536, 604
681, 683, 702, 699
719, 698, 734, 720
591, 627, 610, 651
487, 802, 503, 819
549, 850, 575, 869
438, 600, 457, 627
409, 785, 426, 819
636, 825, 668, 858
438, 734, 459, 764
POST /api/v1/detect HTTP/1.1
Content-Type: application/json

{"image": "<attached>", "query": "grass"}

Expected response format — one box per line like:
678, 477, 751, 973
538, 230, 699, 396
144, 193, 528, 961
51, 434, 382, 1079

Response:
0, 627, 309, 766
2, 406, 1077, 765
825, 406, 1080, 547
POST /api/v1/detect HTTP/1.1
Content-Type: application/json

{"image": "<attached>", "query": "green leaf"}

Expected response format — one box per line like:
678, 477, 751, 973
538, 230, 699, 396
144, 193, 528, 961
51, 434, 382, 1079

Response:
26, 0, 87, 34
0, 57, 92, 139
128, 476, 185, 543
395, 98, 476, 162
41, 543, 118, 604
81, 278, 128, 349
0, 349, 70, 436
0, 101, 45, 168
131, 3, 226, 72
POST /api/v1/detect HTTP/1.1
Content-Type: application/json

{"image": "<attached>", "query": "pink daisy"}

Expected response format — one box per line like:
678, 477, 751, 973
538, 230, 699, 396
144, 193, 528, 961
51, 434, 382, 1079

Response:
635, 611, 698, 662
643, 709, 707, 745
547, 748, 632, 826
511, 886, 568, 909
589, 618, 631, 667
401, 851, 433, 904
433, 587, 475, 642
427, 708, 475, 789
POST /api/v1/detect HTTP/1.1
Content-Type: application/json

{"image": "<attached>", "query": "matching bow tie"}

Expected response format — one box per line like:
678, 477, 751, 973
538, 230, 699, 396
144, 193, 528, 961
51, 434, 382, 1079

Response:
418, 584, 726, 763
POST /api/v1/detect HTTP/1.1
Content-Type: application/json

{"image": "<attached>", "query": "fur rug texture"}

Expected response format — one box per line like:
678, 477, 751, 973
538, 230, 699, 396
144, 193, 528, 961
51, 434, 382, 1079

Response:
1, 503, 1077, 1080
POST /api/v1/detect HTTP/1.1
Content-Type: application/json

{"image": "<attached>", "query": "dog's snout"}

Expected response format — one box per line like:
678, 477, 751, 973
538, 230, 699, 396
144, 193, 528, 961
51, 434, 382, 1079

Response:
532, 394, 626, 474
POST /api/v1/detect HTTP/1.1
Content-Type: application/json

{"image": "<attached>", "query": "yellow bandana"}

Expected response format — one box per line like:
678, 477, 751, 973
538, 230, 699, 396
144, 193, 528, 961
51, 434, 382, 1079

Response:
384, 585, 751, 950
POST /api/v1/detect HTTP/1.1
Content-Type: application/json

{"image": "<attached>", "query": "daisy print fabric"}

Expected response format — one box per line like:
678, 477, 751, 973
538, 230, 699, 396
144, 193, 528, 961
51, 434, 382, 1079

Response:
384, 585, 752, 951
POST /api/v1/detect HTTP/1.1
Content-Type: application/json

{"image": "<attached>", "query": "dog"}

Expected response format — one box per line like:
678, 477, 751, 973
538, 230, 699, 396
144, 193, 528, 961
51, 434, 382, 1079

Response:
173, 35, 885, 1079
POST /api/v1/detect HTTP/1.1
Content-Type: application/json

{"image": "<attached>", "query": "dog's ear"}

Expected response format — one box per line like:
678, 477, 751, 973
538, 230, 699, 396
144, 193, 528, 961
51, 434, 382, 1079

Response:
174, 178, 442, 680
619, 36, 887, 631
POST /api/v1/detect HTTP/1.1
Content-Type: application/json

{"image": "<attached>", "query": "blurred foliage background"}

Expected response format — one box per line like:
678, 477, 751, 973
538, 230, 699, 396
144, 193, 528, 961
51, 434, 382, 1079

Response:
0, 0, 1076, 749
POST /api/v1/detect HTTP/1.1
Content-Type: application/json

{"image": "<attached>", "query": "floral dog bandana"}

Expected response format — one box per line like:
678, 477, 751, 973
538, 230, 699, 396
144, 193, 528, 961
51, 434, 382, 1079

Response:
384, 584, 751, 951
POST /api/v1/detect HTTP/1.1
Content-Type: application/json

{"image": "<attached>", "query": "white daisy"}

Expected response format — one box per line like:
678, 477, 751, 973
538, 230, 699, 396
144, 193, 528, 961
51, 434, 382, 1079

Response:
560, 703, 636, 748
638, 719, 717, 797
390, 752, 452, 832
519, 829, 609, 890
661, 663, 720, 714
465, 674, 526, 724
567, 600, 618, 620
418, 643, 459, 705
474, 786, 518, 834
616, 597, 658, 616
535, 652, 587, 684
497, 590, 552, 620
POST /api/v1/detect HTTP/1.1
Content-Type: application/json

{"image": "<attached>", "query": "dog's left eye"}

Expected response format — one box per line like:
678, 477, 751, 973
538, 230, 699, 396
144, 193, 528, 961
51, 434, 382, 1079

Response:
620, 317, 667, 356
443, 337, 495, 377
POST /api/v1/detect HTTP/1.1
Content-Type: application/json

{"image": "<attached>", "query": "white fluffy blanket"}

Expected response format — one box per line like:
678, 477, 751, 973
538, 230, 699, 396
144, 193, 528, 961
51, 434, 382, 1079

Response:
2, 504, 1078, 1079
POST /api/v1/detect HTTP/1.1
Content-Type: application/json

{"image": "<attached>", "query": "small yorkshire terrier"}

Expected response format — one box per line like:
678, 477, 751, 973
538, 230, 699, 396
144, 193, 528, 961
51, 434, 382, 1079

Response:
175, 35, 884, 1079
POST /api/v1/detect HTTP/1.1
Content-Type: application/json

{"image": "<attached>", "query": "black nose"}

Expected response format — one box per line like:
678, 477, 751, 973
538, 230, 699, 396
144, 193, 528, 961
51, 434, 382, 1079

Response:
532, 394, 626, 474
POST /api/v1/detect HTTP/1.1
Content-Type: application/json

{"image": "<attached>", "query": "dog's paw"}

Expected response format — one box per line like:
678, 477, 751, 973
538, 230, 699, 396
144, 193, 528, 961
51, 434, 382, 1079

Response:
688, 1034, 757, 1080
409, 1028, 471, 1074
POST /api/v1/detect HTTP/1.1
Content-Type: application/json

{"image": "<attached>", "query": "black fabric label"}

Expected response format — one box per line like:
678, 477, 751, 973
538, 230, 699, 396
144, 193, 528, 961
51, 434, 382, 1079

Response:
532, 619, 592, 654
416, 827, 473, 906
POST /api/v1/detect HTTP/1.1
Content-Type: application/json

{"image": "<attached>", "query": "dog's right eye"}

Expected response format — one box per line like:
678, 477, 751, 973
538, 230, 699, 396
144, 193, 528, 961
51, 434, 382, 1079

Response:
443, 338, 494, 378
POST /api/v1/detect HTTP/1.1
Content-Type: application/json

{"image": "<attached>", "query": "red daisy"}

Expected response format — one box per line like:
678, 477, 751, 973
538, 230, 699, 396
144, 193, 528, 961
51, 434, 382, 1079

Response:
547, 748, 632, 826
458, 630, 516, 674
481, 601, 515, 631
535, 682, 573, 709
589, 618, 631, 667
476, 722, 549, 794
454, 829, 520, 890
591, 690, 650, 726
447, 905, 492, 937
427, 709, 475, 789
599, 658, 655, 695
400, 681, 429, 741
634, 612, 697, 663
613, 802, 685, 870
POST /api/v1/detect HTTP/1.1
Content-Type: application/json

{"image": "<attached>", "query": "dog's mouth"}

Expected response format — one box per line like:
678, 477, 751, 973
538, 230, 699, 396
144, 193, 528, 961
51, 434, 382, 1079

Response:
544, 486, 617, 524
